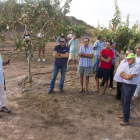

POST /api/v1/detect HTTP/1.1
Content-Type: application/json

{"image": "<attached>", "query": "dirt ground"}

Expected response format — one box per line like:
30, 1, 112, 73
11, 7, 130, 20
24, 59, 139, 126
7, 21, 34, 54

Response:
0, 32, 140, 140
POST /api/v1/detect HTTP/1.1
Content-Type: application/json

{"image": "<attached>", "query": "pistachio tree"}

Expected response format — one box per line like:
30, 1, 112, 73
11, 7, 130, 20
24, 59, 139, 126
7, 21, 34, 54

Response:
0, 0, 72, 82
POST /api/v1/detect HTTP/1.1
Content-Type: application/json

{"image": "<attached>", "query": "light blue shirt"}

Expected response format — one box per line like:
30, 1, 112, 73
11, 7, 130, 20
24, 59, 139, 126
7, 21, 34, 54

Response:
94, 40, 106, 55
79, 45, 93, 67
68, 39, 78, 53
0, 54, 4, 84
111, 48, 120, 65
123, 62, 140, 85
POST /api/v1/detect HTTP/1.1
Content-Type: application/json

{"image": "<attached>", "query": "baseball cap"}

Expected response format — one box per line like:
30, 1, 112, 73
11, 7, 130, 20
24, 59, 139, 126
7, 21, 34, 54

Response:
125, 53, 136, 59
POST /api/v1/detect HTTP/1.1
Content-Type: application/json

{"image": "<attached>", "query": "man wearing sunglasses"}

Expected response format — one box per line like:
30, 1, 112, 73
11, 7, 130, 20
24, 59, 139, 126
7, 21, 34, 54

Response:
48, 37, 69, 94
119, 53, 140, 126
78, 38, 93, 94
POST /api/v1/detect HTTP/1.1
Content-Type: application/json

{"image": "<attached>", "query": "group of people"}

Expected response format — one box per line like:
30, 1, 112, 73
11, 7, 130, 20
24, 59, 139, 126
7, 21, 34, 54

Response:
0, 29, 140, 126
48, 33, 140, 126
23, 29, 46, 62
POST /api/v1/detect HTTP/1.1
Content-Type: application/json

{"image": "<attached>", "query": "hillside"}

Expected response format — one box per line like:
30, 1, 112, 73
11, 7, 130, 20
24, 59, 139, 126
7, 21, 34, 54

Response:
64, 16, 94, 28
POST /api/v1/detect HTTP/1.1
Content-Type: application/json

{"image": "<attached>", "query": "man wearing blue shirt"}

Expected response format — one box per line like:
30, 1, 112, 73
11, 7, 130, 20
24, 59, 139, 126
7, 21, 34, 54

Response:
67, 33, 78, 68
119, 53, 140, 126
48, 37, 69, 94
92, 36, 106, 74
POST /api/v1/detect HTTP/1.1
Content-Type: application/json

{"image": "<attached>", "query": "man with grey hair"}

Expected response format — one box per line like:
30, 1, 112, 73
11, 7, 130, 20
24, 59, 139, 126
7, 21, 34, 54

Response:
100, 42, 119, 88
119, 53, 140, 126
114, 50, 132, 100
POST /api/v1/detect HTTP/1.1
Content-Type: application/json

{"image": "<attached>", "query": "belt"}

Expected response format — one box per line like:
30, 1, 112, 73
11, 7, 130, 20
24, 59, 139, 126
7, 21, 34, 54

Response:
124, 83, 136, 86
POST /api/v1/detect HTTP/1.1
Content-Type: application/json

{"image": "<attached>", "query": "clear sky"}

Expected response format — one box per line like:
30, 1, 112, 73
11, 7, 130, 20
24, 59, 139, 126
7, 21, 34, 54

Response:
66, 0, 140, 28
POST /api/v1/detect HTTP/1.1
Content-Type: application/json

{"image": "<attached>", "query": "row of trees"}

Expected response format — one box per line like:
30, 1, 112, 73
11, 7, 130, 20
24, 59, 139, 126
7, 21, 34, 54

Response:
92, 0, 140, 52
0, 0, 87, 82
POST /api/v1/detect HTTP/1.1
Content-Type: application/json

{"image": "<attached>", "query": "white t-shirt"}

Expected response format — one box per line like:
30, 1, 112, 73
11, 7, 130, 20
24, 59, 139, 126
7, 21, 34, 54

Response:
67, 34, 73, 43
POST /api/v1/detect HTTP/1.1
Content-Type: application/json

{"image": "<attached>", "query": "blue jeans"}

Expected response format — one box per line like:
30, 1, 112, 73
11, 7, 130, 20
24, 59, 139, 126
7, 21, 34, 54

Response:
25, 45, 33, 58
25, 50, 33, 58
121, 83, 136, 122
49, 65, 67, 90
92, 55, 99, 71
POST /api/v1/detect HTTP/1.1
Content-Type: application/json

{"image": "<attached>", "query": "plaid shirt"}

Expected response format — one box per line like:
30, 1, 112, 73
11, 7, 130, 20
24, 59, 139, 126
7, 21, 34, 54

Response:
79, 45, 93, 67
94, 40, 106, 55
123, 62, 140, 85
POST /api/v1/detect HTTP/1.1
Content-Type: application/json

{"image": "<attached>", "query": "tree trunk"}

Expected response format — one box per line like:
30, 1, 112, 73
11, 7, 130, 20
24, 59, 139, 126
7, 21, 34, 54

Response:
28, 55, 32, 83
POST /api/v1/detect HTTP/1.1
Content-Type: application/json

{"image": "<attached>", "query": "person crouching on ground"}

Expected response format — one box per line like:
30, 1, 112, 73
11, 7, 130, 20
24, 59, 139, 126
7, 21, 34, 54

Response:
48, 37, 69, 94
119, 53, 140, 126
78, 38, 93, 95
0, 53, 11, 118
67, 33, 78, 69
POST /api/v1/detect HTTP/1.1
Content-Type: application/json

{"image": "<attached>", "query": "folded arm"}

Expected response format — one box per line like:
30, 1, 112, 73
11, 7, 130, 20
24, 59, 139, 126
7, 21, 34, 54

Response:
79, 52, 93, 58
98, 55, 112, 63
53, 51, 62, 58
120, 71, 136, 80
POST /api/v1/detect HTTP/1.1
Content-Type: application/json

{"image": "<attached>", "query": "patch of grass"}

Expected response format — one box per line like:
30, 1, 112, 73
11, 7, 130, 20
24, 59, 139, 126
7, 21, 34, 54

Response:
106, 110, 113, 114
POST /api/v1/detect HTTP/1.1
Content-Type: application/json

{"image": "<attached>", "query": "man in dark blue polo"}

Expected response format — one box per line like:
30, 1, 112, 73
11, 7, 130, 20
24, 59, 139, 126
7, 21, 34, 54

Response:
119, 53, 140, 126
48, 37, 69, 94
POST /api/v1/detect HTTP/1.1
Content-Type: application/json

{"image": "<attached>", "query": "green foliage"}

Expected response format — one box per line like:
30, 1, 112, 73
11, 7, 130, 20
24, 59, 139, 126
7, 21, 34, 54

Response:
0, 0, 72, 50
92, 0, 140, 52
56, 21, 86, 38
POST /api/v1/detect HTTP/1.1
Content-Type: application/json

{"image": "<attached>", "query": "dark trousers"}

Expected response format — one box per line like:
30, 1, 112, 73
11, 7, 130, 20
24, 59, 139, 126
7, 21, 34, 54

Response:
109, 65, 115, 87
101, 65, 115, 87
116, 82, 123, 99
121, 83, 136, 122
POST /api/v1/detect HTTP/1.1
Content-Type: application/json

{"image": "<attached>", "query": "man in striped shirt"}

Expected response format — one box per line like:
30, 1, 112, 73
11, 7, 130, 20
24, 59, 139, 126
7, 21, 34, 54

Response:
77, 38, 93, 94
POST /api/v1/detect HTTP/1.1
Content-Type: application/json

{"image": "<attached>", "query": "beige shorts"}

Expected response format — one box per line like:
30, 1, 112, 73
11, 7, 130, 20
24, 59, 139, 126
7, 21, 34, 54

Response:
69, 52, 77, 60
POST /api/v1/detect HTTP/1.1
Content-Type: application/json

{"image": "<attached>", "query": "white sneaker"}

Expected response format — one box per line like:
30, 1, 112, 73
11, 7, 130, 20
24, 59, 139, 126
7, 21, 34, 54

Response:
42, 58, 45, 62
38, 58, 40, 62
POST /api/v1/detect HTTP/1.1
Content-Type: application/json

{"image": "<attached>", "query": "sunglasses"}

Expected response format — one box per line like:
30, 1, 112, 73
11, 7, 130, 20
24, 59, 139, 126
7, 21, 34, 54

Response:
60, 41, 65, 43
84, 41, 88, 42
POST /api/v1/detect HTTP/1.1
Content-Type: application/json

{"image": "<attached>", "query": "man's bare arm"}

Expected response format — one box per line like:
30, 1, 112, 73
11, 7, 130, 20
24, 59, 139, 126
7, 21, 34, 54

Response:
53, 51, 62, 58
79, 52, 93, 58
60, 52, 69, 58
82, 53, 93, 58
100, 57, 112, 63
98, 54, 102, 61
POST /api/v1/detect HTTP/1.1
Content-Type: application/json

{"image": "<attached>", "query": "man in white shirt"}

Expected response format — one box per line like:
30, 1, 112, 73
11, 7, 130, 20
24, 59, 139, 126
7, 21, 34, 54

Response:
133, 47, 140, 100
67, 29, 74, 43
114, 50, 132, 100
0, 53, 11, 118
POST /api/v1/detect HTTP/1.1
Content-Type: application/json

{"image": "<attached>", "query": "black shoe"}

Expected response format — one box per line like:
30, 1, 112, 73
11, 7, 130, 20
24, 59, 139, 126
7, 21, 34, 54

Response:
47, 89, 53, 94
109, 86, 113, 89
59, 89, 63, 93
0, 107, 11, 113
100, 82, 104, 86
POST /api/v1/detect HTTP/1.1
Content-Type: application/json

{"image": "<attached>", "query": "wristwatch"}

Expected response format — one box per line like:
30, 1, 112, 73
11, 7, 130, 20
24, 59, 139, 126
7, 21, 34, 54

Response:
58, 53, 60, 56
